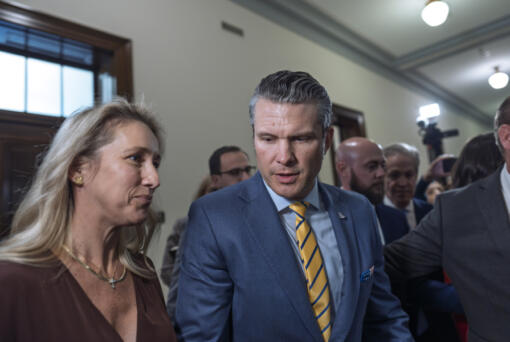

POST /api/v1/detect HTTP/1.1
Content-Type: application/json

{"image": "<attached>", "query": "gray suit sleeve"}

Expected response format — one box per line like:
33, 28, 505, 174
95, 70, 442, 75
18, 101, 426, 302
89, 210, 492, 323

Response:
161, 218, 187, 286
166, 228, 186, 323
384, 196, 444, 280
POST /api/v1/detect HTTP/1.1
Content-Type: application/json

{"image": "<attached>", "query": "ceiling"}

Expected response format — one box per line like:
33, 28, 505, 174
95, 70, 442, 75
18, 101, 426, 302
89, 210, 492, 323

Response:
231, 0, 510, 125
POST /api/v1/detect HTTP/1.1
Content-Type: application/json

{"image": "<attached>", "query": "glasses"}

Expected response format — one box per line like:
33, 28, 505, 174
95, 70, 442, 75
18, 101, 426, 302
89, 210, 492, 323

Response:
219, 166, 256, 177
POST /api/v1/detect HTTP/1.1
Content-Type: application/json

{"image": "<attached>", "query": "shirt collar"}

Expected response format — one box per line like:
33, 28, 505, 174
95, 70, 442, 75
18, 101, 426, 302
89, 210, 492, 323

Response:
383, 196, 395, 208
263, 178, 321, 212
500, 164, 510, 202
383, 196, 413, 213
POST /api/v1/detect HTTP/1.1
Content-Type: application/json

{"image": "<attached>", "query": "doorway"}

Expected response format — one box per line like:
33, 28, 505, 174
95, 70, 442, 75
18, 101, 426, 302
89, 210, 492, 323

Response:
329, 103, 366, 186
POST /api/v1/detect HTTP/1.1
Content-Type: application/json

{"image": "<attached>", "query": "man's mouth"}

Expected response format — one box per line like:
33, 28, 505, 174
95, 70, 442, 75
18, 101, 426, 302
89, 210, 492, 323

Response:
275, 172, 299, 184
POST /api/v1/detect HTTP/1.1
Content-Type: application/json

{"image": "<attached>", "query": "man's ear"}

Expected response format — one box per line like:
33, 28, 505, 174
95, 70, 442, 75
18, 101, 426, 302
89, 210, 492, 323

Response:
498, 124, 510, 151
335, 161, 350, 185
323, 127, 334, 155
210, 174, 220, 189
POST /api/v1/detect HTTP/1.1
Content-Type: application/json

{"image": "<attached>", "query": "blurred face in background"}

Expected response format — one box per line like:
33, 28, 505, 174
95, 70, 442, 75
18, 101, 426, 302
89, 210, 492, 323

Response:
425, 180, 444, 205
385, 154, 417, 209
210, 151, 252, 190
337, 140, 386, 205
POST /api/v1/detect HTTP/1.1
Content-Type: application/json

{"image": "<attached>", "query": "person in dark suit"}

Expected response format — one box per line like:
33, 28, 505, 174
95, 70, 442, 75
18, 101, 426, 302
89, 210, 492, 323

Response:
375, 206, 410, 244
162, 146, 254, 322
385, 96, 510, 342
382, 143, 432, 228
175, 71, 412, 341
335, 137, 410, 244
335, 137, 461, 341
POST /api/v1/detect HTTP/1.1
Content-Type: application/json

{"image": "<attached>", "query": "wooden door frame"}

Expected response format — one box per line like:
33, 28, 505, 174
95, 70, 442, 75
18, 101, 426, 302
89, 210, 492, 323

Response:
0, 1, 134, 236
0, 1, 133, 126
329, 103, 366, 187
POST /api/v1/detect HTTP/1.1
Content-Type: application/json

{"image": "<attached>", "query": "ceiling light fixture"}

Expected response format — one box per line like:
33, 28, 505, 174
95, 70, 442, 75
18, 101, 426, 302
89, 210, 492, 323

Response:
421, 0, 450, 27
488, 66, 509, 90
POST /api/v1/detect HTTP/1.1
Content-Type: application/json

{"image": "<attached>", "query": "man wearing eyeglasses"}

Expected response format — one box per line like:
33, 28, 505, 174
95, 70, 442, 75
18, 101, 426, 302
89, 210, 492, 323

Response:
209, 145, 255, 191
162, 145, 253, 323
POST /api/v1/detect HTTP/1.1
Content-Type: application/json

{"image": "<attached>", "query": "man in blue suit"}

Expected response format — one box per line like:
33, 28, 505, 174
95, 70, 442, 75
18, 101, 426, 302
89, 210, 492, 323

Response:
175, 71, 412, 341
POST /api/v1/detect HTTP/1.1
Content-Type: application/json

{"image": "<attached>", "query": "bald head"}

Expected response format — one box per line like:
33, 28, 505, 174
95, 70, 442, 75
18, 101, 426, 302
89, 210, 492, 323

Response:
335, 137, 386, 205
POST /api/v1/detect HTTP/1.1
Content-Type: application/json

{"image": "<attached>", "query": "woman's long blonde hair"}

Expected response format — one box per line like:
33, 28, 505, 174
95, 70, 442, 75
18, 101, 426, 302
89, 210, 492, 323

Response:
0, 99, 164, 278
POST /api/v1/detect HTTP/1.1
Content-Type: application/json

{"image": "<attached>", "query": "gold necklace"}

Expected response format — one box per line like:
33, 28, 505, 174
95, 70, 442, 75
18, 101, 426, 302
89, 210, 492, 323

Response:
62, 245, 127, 289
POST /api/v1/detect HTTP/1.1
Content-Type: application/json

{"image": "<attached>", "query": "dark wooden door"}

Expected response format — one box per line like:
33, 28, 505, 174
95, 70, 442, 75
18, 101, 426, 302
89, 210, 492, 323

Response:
0, 115, 59, 239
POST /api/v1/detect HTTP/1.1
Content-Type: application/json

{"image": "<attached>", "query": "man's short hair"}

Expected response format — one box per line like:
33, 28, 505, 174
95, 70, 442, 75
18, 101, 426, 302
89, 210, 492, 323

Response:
493, 96, 510, 155
248, 70, 332, 134
209, 145, 245, 175
383, 142, 420, 172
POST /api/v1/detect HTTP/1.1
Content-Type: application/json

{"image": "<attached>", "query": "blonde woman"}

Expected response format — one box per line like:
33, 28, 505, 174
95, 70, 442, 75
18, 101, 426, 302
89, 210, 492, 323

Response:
0, 100, 176, 342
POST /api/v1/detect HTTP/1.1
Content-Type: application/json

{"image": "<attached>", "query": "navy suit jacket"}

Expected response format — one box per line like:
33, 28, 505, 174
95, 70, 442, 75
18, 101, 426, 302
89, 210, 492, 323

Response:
413, 198, 432, 225
375, 204, 410, 244
175, 173, 412, 342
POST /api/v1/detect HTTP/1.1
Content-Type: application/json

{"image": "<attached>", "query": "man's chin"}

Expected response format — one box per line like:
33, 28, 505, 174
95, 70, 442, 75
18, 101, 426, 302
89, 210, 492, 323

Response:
271, 183, 308, 201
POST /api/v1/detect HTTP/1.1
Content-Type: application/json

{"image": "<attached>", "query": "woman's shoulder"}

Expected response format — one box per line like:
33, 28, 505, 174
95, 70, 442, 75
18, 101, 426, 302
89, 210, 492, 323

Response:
0, 260, 60, 289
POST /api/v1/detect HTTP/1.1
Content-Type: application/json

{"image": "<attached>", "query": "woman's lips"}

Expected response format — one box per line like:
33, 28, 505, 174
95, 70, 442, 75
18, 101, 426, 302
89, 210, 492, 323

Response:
134, 195, 153, 205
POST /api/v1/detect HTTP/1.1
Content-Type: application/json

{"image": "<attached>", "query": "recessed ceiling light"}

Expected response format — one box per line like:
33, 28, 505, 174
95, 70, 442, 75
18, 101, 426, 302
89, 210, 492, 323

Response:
488, 67, 509, 90
421, 0, 450, 27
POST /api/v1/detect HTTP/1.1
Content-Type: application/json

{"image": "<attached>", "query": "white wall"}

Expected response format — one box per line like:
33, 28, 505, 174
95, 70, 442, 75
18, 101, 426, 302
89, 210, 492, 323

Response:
17, 0, 490, 291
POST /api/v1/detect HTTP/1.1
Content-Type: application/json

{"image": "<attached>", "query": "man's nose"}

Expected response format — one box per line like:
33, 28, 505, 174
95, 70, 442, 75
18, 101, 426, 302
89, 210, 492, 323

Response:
375, 165, 385, 178
396, 176, 408, 185
276, 140, 295, 166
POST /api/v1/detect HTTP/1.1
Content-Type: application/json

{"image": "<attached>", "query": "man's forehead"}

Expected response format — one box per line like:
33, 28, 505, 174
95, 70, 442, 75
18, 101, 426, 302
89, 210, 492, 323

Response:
254, 99, 320, 126
386, 159, 416, 173
356, 145, 384, 164
220, 151, 248, 166
360, 154, 385, 165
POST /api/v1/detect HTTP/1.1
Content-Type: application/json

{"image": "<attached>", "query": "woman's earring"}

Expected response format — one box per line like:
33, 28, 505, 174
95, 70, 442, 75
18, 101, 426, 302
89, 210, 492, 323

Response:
73, 175, 83, 185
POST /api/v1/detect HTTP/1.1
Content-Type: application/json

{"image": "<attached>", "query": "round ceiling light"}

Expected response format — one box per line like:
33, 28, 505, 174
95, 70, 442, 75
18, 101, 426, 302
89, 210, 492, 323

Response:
488, 67, 509, 90
421, 0, 450, 27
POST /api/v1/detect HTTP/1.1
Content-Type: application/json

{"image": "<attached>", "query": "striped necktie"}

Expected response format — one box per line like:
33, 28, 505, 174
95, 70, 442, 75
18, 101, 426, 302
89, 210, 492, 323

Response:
289, 201, 332, 341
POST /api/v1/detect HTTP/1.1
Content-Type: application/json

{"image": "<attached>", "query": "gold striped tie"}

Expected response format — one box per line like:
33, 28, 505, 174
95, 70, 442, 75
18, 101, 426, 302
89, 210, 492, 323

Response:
289, 201, 332, 341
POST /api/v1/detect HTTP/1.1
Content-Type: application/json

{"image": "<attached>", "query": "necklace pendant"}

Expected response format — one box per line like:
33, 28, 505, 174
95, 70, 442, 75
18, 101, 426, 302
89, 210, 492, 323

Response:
109, 279, 116, 289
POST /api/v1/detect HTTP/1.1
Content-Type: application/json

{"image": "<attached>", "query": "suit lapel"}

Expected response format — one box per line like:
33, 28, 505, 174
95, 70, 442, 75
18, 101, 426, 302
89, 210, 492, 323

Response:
477, 170, 510, 257
319, 185, 360, 341
239, 174, 323, 342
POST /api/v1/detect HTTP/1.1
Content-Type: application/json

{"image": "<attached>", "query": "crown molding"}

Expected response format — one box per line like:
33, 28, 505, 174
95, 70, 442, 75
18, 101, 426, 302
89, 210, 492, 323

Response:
231, 0, 493, 125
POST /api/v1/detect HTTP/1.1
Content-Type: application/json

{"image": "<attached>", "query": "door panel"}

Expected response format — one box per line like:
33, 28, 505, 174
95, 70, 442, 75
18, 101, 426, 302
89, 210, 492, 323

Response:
0, 119, 57, 239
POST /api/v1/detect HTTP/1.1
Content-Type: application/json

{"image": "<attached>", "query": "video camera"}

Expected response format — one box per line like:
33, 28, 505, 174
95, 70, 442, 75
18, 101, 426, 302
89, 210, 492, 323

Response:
417, 119, 459, 162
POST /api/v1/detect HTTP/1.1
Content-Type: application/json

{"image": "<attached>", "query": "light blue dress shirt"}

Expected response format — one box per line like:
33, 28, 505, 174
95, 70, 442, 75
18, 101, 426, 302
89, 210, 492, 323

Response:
263, 179, 344, 313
